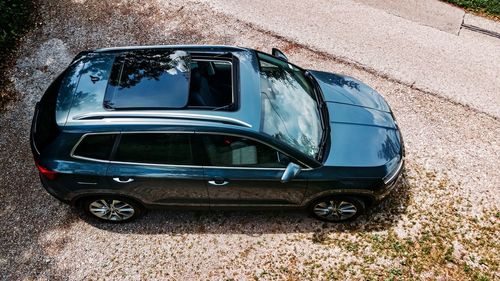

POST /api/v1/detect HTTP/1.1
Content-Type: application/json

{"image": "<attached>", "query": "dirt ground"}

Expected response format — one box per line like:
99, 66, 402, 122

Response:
0, 0, 498, 280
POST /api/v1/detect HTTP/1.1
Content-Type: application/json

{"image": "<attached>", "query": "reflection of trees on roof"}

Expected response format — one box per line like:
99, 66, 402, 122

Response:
69, 90, 99, 112
79, 55, 114, 80
56, 67, 79, 113
56, 55, 114, 112
109, 50, 190, 89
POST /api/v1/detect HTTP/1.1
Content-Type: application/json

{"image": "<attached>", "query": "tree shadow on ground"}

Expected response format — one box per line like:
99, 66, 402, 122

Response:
0, 0, 209, 277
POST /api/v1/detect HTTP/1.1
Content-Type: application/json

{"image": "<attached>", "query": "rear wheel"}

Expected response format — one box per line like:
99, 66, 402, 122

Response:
309, 196, 365, 222
80, 196, 143, 222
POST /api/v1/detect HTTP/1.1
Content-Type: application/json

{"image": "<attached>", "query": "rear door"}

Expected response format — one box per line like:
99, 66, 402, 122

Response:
197, 133, 307, 208
106, 132, 209, 208
68, 133, 117, 190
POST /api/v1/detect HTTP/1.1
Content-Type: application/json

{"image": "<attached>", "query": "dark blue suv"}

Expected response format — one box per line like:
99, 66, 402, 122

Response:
31, 45, 404, 222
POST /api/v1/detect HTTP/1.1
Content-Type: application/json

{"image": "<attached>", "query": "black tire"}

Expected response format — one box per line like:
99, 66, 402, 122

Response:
79, 196, 144, 223
308, 196, 365, 222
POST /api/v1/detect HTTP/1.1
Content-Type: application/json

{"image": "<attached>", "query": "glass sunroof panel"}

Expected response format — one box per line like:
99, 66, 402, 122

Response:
104, 50, 191, 109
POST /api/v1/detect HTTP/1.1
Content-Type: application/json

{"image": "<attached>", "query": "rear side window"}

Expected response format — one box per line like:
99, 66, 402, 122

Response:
114, 133, 194, 165
73, 134, 116, 160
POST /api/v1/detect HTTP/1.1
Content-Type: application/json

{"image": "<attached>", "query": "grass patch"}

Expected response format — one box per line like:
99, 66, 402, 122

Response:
442, 0, 500, 18
0, 0, 35, 107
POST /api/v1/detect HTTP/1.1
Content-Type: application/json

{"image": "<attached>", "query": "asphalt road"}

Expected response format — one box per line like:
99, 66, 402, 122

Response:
0, 0, 498, 280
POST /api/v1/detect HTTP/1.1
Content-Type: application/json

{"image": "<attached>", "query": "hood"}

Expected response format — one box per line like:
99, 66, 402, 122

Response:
309, 70, 401, 168
309, 70, 391, 112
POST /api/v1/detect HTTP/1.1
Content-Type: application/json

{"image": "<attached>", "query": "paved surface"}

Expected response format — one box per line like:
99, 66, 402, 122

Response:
195, 0, 500, 119
356, 0, 465, 34
0, 0, 499, 280
464, 13, 500, 34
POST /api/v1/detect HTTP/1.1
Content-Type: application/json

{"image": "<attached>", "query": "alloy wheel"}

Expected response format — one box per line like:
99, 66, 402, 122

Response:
313, 200, 358, 221
88, 199, 135, 221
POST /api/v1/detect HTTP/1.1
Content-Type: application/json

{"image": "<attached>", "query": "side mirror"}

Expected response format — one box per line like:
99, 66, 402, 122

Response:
272, 48, 288, 61
281, 162, 301, 183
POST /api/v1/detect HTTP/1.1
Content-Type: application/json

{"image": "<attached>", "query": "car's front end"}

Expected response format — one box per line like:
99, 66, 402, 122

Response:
254, 50, 404, 220
308, 70, 405, 203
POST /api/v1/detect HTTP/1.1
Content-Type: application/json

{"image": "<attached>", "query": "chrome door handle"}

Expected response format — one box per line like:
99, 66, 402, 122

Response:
113, 177, 134, 183
208, 180, 229, 186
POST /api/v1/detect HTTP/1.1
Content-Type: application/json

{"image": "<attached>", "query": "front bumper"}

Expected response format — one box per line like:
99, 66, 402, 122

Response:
374, 159, 404, 201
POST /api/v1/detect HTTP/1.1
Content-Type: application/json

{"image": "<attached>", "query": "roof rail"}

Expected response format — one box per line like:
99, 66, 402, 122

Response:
72, 112, 252, 128
94, 45, 248, 53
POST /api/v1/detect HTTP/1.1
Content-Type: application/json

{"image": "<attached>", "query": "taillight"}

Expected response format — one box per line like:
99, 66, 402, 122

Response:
35, 161, 58, 180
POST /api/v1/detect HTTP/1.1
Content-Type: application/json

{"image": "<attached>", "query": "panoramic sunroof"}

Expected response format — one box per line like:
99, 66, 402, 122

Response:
104, 50, 191, 110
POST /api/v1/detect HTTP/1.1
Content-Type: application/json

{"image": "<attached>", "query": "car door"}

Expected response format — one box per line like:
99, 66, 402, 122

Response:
65, 133, 117, 193
197, 133, 307, 208
106, 132, 209, 208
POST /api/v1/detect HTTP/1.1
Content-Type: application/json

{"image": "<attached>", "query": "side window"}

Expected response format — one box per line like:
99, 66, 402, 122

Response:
73, 134, 116, 160
200, 134, 290, 168
114, 133, 194, 165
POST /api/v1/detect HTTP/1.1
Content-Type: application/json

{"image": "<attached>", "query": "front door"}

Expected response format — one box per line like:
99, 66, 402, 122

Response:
106, 132, 209, 208
197, 134, 307, 207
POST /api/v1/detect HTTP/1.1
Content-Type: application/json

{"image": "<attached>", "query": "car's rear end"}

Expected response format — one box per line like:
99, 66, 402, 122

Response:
31, 71, 70, 202
30, 46, 250, 220
31, 74, 62, 158
30, 51, 115, 203
30, 50, 91, 159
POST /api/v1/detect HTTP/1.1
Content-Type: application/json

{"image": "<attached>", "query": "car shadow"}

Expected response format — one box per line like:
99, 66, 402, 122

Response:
85, 172, 411, 236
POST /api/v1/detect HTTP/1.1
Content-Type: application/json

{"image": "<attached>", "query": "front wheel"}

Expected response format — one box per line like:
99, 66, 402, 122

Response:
80, 196, 143, 222
309, 196, 365, 222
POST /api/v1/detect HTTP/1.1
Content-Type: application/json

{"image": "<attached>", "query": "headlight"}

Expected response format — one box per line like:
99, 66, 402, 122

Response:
383, 157, 404, 184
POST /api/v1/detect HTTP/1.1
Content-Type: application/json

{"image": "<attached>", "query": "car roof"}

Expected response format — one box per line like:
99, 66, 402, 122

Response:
56, 45, 262, 133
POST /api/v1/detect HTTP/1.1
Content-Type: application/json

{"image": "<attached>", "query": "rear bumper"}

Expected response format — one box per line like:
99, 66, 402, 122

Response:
39, 174, 71, 204
30, 102, 41, 157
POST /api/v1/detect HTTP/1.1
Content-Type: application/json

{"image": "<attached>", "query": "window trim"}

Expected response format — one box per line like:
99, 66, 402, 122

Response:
187, 58, 235, 110
195, 131, 312, 170
110, 131, 198, 166
104, 54, 238, 111
70, 131, 312, 170
104, 51, 192, 110
189, 52, 240, 111
70, 132, 120, 163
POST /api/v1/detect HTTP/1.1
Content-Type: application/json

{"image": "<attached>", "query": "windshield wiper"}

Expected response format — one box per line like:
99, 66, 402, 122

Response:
315, 112, 328, 161
306, 71, 329, 161
317, 124, 328, 160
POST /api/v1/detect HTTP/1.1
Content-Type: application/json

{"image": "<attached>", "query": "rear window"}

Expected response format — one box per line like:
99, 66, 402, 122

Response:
104, 50, 191, 109
32, 75, 63, 154
114, 133, 194, 165
73, 134, 117, 160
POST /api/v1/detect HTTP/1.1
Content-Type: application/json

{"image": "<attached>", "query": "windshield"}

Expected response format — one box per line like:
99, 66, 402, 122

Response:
258, 52, 322, 158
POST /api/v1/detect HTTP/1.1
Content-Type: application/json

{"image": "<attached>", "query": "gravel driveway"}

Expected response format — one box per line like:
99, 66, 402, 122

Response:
0, 0, 498, 280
